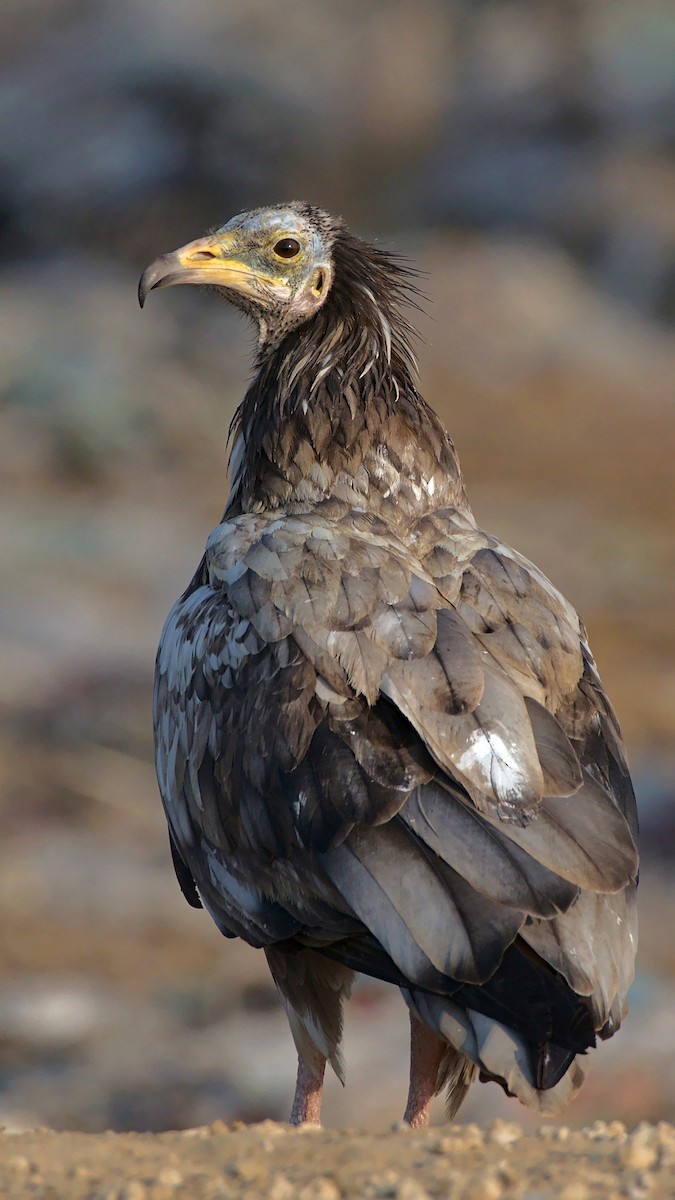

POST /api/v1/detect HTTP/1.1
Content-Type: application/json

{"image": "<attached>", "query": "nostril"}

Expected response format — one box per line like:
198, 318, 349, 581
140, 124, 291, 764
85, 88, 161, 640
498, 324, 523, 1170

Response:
189, 250, 218, 261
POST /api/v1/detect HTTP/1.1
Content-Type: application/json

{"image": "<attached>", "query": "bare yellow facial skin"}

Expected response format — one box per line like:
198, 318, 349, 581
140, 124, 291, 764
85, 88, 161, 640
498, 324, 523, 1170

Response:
139, 206, 334, 347
138, 231, 294, 308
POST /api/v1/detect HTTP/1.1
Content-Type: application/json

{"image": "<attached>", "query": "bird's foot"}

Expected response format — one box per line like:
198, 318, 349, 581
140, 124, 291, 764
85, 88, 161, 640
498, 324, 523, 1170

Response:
402, 1011, 446, 1128
289, 1051, 326, 1125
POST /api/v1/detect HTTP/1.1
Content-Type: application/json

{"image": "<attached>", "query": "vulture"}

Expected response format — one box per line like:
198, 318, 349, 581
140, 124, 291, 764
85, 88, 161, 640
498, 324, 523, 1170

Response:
138, 203, 638, 1127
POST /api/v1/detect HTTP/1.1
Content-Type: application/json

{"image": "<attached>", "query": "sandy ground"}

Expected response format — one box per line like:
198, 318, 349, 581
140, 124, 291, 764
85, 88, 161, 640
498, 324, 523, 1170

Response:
1, 1120, 675, 1200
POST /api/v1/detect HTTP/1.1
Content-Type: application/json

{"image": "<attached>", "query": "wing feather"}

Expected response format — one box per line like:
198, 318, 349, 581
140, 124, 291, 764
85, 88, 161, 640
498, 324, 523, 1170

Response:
155, 505, 638, 1111
521, 886, 638, 1028
401, 782, 579, 917
383, 660, 545, 822
477, 779, 637, 892
321, 820, 523, 985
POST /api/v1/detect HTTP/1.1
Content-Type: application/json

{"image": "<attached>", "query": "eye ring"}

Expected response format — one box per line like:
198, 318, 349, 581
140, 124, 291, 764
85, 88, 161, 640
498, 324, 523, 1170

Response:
273, 237, 301, 260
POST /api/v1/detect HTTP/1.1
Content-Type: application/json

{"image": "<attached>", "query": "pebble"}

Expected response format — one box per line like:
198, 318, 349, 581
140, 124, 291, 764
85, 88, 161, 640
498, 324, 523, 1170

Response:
207, 1186, 236, 1200
430, 1135, 455, 1155
6, 1155, 30, 1173
441, 1123, 482, 1152
556, 1184, 590, 1200
486, 1119, 523, 1147
92, 1186, 146, 1200
394, 1179, 431, 1200
299, 1179, 341, 1200
538, 1125, 559, 1139
235, 1159, 263, 1181
119, 1185, 147, 1200
655, 1123, 675, 1145
587, 1120, 627, 1142
619, 1129, 659, 1172
156, 1167, 182, 1187
654, 1122, 675, 1166
257, 1120, 288, 1137
431, 1124, 484, 1153
69, 1165, 94, 1179
269, 1175, 295, 1200
365, 1168, 400, 1197
463, 1171, 503, 1200
535, 1125, 570, 1142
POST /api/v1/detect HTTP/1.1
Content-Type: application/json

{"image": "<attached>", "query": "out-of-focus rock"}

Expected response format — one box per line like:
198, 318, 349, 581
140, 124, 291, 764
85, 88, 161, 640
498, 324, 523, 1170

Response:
0, 980, 110, 1049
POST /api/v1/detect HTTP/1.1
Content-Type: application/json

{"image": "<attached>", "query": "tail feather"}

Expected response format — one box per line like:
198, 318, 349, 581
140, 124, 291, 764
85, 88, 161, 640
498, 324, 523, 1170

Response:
403, 988, 589, 1113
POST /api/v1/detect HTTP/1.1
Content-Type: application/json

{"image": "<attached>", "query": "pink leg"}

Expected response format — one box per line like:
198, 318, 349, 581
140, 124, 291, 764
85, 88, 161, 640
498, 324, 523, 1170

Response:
289, 1050, 326, 1125
403, 1011, 446, 1128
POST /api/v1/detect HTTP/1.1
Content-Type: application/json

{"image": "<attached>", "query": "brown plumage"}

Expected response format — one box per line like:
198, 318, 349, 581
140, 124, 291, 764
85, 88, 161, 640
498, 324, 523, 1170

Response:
139, 203, 638, 1126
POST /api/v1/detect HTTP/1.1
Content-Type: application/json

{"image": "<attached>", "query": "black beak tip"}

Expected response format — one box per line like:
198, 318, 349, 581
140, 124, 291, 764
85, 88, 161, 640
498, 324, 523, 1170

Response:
138, 268, 152, 309
138, 257, 168, 309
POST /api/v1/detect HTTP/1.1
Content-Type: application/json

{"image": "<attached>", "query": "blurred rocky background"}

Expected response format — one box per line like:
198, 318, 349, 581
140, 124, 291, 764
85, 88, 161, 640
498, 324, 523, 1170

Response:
1, 0, 674, 1134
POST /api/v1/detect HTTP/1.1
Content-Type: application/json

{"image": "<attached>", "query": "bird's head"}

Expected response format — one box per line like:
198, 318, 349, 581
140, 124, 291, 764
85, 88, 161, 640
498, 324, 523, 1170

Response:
138, 203, 338, 345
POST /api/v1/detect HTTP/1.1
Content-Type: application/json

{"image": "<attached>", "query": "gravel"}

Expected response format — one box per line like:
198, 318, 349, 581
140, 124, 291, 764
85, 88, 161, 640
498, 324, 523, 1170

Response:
1, 1120, 675, 1200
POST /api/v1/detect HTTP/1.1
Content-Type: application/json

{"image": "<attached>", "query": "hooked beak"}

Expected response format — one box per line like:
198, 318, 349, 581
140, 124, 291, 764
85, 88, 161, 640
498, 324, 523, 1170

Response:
138, 232, 288, 308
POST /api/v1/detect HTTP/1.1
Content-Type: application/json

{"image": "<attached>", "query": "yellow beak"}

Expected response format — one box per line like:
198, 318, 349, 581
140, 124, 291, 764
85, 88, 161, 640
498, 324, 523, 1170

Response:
138, 232, 287, 308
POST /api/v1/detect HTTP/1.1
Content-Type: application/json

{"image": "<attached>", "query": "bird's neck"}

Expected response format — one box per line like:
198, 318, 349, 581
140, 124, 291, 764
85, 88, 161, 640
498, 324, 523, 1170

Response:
224, 305, 467, 524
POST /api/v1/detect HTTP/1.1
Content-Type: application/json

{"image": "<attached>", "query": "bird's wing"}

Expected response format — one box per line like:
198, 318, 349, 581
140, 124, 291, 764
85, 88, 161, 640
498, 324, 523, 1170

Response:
154, 572, 360, 948
404, 508, 639, 1056
155, 505, 638, 1093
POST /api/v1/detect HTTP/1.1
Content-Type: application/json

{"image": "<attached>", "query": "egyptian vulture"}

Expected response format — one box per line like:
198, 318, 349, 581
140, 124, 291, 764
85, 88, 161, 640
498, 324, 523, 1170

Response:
138, 204, 638, 1127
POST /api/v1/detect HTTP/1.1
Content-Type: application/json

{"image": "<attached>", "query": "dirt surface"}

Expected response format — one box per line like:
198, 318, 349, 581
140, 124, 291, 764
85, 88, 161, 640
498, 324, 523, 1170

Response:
2, 1121, 675, 1200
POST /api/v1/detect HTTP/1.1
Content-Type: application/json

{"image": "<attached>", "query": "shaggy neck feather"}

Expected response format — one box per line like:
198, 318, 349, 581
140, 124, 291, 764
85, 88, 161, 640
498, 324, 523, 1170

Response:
224, 234, 465, 520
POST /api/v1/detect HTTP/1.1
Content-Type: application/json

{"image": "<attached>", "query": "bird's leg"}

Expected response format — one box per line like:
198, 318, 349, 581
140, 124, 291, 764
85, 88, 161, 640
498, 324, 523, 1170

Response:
403, 1011, 446, 1128
289, 1048, 326, 1125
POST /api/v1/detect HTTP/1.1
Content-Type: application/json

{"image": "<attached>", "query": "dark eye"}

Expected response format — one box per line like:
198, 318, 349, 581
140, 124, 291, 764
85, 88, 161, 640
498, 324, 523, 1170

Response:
274, 237, 301, 259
